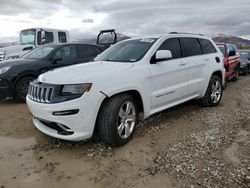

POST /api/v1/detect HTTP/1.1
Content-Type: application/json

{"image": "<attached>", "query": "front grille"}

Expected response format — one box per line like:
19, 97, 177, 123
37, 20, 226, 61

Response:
0, 54, 4, 61
28, 82, 54, 103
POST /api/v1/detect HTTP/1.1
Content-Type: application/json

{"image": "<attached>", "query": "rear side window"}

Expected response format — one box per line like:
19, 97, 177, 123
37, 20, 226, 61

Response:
58, 32, 67, 43
158, 38, 182, 59
199, 39, 217, 54
53, 45, 77, 61
77, 45, 100, 58
181, 38, 202, 57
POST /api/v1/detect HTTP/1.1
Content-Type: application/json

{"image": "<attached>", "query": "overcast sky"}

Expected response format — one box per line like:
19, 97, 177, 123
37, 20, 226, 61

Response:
1, 0, 250, 42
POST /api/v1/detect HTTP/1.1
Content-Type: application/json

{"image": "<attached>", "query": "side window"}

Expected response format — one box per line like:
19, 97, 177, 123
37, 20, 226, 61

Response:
37, 31, 54, 44
199, 39, 217, 54
181, 38, 202, 57
53, 45, 77, 61
77, 45, 100, 58
158, 38, 182, 59
58, 32, 67, 43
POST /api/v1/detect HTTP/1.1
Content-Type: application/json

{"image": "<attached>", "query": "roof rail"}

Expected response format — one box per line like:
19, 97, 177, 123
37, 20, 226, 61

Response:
169, 32, 204, 36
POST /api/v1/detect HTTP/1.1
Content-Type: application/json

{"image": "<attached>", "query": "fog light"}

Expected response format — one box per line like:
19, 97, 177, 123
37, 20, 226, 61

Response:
52, 109, 79, 116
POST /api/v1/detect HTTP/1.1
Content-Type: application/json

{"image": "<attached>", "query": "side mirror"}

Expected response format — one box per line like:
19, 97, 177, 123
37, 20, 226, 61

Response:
151, 50, 172, 64
51, 57, 62, 64
229, 51, 236, 57
41, 30, 46, 44
156, 50, 172, 60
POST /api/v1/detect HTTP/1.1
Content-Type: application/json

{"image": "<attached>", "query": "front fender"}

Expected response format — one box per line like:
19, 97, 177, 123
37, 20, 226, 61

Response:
101, 86, 150, 118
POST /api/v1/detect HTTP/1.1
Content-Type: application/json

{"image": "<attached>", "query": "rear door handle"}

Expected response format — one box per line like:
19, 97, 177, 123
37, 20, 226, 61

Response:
179, 62, 187, 66
203, 58, 210, 61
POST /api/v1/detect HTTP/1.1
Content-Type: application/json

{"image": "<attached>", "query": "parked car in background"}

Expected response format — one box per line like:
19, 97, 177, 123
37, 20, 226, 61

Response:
27, 33, 225, 146
0, 28, 69, 61
217, 43, 240, 83
0, 43, 103, 102
239, 50, 250, 75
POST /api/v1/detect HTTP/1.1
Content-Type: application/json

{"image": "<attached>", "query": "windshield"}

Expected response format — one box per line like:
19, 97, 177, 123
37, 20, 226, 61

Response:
94, 38, 157, 62
23, 46, 55, 60
240, 51, 249, 59
20, 29, 36, 45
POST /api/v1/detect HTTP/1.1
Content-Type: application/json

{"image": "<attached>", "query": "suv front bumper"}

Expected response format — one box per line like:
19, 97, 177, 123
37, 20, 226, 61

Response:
26, 92, 106, 141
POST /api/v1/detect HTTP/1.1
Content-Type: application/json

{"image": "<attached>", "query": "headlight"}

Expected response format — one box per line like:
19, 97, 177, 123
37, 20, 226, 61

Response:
0, 66, 11, 74
0, 51, 5, 61
61, 83, 92, 96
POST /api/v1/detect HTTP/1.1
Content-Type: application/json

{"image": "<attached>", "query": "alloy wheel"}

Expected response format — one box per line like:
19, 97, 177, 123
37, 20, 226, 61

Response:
117, 101, 136, 139
211, 80, 222, 104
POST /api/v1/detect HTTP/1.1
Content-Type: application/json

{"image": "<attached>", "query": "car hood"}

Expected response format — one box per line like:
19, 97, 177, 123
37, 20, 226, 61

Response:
0, 44, 33, 50
38, 61, 135, 84
0, 45, 35, 58
0, 58, 38, 68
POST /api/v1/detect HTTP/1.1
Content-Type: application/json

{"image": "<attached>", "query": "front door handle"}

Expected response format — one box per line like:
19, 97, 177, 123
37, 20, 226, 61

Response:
179, 62, 187, 66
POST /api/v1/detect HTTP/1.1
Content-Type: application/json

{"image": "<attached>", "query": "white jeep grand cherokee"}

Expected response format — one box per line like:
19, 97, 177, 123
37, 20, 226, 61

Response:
26, 33, 225, 146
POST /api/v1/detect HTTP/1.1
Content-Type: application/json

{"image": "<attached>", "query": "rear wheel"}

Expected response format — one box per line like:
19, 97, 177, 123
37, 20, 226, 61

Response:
243, 68, 247, 76
97, 94, 138, 146
199, 75, 222, 107
231, 67, 239, 81
14, 76, 35, 102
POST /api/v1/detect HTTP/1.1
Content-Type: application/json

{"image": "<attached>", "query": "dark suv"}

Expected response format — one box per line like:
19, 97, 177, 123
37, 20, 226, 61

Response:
239, 50, 250, 75
0, 43, 103, 102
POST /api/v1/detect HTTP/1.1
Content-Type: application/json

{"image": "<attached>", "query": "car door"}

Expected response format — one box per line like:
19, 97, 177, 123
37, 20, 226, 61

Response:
49, 44, 77, 68
227, 44, 238, 76
76, 44, 101, 63
180, 38, 213, 96
150, 38, 188, 110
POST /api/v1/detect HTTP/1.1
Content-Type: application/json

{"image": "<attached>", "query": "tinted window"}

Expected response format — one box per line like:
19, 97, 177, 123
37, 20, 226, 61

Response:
158, 38, 182, 59
53, 45, 77, 61
37, 31, 54, 44
58, 32, 67, 43
77, 45, 100, 58
217, 45, 226, 56
199, 39, 216, 54
181, 38, 202, 57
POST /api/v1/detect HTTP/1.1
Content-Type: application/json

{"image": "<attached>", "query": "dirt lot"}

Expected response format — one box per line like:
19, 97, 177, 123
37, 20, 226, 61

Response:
0, 76, 250, 188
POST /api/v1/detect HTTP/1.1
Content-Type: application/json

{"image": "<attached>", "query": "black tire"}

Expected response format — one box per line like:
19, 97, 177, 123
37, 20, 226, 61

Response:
199, 75, 222, 107
231, 67, 239, 81
222, 79, 227, 90
14, 76, 35, 102
97, 94, 138, 146
243, 68, 247, 76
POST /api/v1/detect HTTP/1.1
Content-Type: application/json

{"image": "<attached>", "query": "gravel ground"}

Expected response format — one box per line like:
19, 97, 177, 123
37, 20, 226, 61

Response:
0, 76, 249, 188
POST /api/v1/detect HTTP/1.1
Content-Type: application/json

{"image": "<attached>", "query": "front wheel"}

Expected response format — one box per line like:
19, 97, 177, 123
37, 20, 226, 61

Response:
14, 76, 35, 102
231, 67, 239, 81
199, 75, 222, 107
97, 94, 138, 146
